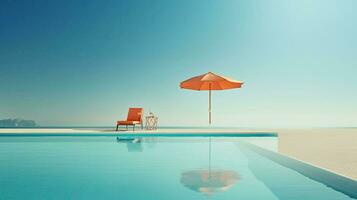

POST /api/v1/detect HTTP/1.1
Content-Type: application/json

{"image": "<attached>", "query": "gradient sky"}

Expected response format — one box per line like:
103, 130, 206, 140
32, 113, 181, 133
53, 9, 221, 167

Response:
1, 0, 356, 127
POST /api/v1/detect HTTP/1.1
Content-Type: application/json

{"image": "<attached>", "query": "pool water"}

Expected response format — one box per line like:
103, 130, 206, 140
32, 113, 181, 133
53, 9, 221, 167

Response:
0, 136, 355, 200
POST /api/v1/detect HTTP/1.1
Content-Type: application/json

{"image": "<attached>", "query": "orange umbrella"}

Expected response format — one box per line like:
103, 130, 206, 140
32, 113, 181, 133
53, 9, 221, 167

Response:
180, 72, 243, 124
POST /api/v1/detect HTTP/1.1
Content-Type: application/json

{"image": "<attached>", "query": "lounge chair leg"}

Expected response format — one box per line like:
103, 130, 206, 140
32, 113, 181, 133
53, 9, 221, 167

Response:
116, 124, 119, 131
141, 122, 143, 129
126, 125, 128, 130
133, 125, 135, 131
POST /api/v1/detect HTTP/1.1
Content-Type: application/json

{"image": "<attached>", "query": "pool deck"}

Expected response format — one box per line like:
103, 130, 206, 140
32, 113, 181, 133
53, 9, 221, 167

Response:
276, 128, 357, 181
0, 128, 278, 137
0, 128, 274, 134
0, 127, 356, 181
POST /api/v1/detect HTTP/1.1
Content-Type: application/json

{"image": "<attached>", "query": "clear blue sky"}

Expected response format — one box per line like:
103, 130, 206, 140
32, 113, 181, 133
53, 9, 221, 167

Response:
1, 0, 356, 127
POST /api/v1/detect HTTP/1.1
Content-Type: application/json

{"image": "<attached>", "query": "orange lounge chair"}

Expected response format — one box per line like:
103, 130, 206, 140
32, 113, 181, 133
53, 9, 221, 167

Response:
116, 108, 144, 131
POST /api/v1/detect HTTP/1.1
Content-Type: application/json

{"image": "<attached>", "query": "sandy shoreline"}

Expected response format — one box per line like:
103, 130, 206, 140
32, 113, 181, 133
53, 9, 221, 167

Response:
0, 128, 356, 180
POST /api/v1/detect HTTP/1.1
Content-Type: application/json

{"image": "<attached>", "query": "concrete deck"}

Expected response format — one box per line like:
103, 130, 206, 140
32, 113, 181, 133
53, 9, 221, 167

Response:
0, 128, 274, 134
276, 128, 357, 180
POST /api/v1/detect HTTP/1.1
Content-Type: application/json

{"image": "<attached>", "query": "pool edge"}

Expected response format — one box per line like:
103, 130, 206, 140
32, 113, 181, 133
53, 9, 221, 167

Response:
240, 141, 357, 199
0, 132, 278, 137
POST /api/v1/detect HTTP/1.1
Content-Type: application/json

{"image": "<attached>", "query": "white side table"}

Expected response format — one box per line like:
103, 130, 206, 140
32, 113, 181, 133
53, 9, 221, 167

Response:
145, 116, 158, 130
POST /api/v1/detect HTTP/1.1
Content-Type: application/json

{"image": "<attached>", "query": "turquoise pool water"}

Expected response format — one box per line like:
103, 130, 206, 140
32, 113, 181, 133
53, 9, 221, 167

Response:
0, 136, 355, 200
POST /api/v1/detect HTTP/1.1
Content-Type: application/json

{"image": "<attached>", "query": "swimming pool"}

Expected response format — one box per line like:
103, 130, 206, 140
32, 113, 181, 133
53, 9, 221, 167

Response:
0, 135, 355, 200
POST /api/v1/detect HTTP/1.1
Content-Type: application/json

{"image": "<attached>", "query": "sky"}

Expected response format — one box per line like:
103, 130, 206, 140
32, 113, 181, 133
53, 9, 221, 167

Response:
0, 0, 356, 127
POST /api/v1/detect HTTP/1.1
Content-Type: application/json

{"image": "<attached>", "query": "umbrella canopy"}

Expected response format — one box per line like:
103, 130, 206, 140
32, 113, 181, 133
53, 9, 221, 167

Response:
180, 72, 243, 124
181, 169, 239, 196
180, 72, 243, 91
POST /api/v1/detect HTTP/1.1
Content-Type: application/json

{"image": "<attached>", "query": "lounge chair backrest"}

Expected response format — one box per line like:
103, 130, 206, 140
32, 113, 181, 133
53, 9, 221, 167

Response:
127, 108, 143, 122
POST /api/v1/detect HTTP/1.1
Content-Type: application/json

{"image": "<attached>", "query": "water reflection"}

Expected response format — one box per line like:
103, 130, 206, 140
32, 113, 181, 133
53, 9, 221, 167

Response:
181, 169, 239, 196
181, 137, 239, 196
116, 137, 143, 152
143, 137, 158, 149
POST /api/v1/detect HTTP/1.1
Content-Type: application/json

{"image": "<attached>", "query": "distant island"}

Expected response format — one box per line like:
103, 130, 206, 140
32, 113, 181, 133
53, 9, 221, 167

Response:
0, 118, 37, 127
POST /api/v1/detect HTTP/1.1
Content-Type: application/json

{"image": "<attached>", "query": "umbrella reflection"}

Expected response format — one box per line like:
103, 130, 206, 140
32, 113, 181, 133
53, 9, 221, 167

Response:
181, 169, 239, 196
180, 137, 239, 196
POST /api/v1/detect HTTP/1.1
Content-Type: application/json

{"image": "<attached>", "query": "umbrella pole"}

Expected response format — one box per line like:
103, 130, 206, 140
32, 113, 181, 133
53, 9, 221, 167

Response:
209, 137, 211, 178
